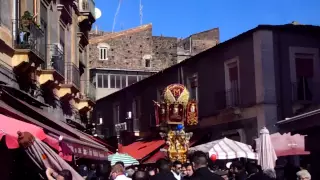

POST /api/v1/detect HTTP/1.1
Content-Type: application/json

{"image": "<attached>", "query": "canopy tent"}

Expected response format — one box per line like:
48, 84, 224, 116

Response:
255, 132, 310, 157
189, 137, 257, 160
108, 153, 139, 167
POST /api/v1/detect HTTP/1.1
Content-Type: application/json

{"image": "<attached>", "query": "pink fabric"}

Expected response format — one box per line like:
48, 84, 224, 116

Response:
256, 133, 310, 157
0, 114, 47, 149
269, 133, 310, 156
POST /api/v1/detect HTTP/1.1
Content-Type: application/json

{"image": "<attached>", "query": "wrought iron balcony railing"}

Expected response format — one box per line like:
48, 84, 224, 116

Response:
79, 0, 95, 18
42, 44, 65, 77
81, 80, 96, 102
65, 62, 80, 88
12, 19, 45, 60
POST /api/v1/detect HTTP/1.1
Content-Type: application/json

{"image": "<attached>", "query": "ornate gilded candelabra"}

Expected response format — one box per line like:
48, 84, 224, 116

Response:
154, 84, 198, 163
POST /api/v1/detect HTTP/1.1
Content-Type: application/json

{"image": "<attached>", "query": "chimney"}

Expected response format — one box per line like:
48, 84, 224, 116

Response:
95, 25, 98, 34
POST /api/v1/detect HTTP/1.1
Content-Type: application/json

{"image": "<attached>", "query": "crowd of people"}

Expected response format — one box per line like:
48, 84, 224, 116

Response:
105, 151, 311, 180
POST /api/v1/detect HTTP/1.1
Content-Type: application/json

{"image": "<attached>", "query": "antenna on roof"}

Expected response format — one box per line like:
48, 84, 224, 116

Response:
139, 0, 143, 25
112, 0, 122, 32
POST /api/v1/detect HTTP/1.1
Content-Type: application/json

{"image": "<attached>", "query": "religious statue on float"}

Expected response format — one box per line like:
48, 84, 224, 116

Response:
155, 84, 198, 163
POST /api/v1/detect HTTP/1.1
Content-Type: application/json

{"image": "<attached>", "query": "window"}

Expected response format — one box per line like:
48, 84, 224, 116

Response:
224, 58, 240, 107
99, 47, 108, 60
289, 47, 319, 102
103, 74, 109, 88
110, 74, 126, 88
110, 75, 116, 88
97, 74, 103, 88
132, 97, 141, 119
128, 76, 137, 86
187, 74, 198, 100
157, 87, 164, 101
145, 59, 151, 67
143, 54, 152, 68
98, 43, 110, 60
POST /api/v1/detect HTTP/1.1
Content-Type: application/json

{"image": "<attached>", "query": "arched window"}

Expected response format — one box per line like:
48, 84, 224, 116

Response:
97, 43, 110, 60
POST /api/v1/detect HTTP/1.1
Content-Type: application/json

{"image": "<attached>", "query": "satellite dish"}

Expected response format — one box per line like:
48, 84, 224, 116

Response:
95, 8, 102, 19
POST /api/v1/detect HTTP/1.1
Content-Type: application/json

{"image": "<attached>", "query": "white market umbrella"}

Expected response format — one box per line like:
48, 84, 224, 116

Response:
108, 152, 139, 167
190, 137, 257, 160
257, 127, 277, 170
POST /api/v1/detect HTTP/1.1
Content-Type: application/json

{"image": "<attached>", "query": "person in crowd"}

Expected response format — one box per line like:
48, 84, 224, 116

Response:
115, 161, 125, 168
88, 164, 98, 180
110, 164, 132, 180
230, 161, 247, 180
132, 171, 150, 180
189, 151, 223, 180
246, 163, 260, 180
296, 169, 311, 180
147, 167, 156, 177
46, 168, 72, 180
126, 168, 135, 178
183, 163, 193, 180
172, 160, 183, 180
151, 158, 176, 180
263, 169, 276, 180
181, 165, 187, 177
215, 170, 229, 180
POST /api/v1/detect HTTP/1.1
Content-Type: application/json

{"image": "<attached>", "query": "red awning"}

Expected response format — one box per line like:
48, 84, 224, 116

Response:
0, 97, 110, 161
143, 151, 166, 164
122, 140, 165, 160
0, 90, 107, 151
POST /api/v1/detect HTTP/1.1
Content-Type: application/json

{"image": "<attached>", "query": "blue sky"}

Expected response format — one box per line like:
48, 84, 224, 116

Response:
94, 0, 320, 42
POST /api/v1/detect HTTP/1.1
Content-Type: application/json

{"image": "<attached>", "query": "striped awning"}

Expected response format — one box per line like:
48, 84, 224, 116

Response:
190, 137, 257, 160
108, 153, 139, 167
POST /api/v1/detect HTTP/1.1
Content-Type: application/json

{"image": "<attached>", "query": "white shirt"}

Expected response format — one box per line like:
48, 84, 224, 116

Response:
115, 174, 132, 180
171, 170, 181, 180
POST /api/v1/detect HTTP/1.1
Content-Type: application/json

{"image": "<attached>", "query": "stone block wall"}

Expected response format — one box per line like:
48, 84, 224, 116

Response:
152, 36, 178, 69
89, 25, 220, 71
89, 26, 155, 71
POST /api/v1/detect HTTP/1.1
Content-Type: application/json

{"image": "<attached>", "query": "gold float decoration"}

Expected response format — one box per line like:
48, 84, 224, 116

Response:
155, 84, 198, 163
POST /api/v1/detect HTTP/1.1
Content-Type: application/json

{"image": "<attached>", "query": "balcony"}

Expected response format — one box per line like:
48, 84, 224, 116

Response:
12, 19, 45, 69
78, 0, 96, 30
79, 0, 95, 19
215, 87, 241, 110
66, 62, 80, 89
76, 80, 96, 111
39, 44, 65, 85
57, 62, 80, 98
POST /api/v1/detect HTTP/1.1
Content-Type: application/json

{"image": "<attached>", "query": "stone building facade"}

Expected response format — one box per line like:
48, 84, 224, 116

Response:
0, 0, 96, 132
89, 24, 219, 99
93, 24, 320, 149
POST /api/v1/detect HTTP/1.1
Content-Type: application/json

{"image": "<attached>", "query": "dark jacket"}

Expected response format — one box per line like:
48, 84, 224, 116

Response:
151, 171, 176, 180
235, 171, 247, 180
190, 167, 224, 180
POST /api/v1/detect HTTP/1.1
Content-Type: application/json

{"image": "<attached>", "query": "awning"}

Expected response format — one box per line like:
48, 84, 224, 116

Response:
49, 134, 109, 160
121, 140, 165, 160
277, 109, 320, 131
0, 93, 110, 160
190, 137, 257, 160
143, 151, 166, 164
0, 90, 106, 150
